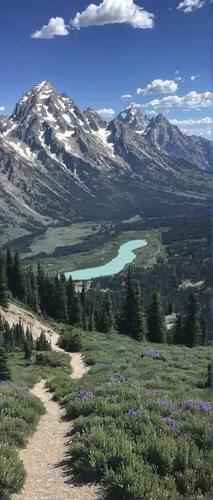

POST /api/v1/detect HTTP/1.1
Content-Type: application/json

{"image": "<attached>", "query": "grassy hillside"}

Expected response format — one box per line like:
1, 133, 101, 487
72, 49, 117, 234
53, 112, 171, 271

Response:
48, 331, 212, 500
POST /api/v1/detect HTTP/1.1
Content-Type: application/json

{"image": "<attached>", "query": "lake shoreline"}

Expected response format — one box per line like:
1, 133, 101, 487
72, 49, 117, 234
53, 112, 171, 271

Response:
64, 239, 147, 281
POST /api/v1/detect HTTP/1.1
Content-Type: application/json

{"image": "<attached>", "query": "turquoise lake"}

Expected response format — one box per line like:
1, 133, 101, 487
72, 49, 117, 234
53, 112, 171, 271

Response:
64, 239, 147, 281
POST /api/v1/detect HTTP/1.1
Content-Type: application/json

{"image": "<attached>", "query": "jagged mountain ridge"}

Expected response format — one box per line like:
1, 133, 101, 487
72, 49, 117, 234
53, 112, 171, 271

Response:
0, 81, 212, 240
120, 109, 213, 173
117, 103, 150, 134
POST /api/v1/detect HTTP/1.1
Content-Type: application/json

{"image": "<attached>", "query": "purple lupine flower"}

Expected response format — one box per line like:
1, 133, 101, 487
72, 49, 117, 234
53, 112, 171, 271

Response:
125, 408, 141, 417
148, 399, 173, 408
180, 399, 210, 412
137, 355, 144, 360
163, 416, 172, 425
74, 390, 94, 401
146, 349, 166, 360
181, 363, 196, 369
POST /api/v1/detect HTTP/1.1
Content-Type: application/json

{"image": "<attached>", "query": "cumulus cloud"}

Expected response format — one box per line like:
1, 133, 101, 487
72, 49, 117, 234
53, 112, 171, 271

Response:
31, 17, 69, 39
137, 79, 178, 95
148, 91, 213, 109
180, 127, 213, 138
190, 75, 200, 80
170, 117, 213, 125
177, 0, 205, 13
121, 94, 132, 99
147, 110, 157, 116
96, 108, 115, 118
0, 106, 5, 111
71, 0, 154, 29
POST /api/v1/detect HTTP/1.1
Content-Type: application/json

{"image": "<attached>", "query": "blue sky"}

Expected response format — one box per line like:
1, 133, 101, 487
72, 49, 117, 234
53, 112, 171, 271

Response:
0, 0, 212, 138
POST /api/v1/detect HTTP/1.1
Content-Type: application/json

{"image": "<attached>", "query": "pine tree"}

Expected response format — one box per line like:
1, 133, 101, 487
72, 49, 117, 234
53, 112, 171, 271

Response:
12, 251, 26, 302
0, 344, 11, 380
3, 321, 14, 351
26, 327, 34, 349
148, 291, 166, 344
67, 277, 76, 325
120, 266, 136, 335
26, 267, 40, 313
173, 314, 184, 345
89, 312, 95, 332
131, 283, 148, 341
23, 338, 32, 360
81, 282, 88, 331
99, 293, 114, 333
0, 253, 9, 308
184, 293, 202, 347
6, 249, 14, 292
53, 276, 68, 323
119, 267, 147, 341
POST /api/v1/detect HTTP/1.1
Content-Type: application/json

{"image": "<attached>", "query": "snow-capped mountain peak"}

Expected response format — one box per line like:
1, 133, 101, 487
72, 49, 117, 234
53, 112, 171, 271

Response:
117, 104, 150, 134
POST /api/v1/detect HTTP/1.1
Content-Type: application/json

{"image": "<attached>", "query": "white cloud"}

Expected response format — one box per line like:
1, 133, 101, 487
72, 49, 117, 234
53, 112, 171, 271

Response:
177, 0, 205, 13
190, 75, 200, 80
31, 17, 69, 39
147, 110, 157, 116
175, 70, 179, 75
71, 0, 154, 30
121, 94, 132, 99
0, 106, 5, 111
180, 127, 213, 138
137, 79, 178, 95
148, 91, 213, 109
170, 117, 213, 125
96, 108, 115, 118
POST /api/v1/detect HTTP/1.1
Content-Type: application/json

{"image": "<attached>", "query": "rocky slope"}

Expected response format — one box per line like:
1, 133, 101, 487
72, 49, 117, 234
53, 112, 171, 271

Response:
143, 114, 213, 172
0, 81, 212, 242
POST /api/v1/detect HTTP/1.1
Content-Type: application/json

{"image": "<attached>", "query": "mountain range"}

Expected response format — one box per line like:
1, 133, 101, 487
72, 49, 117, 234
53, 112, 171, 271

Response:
0, 81, 212, 242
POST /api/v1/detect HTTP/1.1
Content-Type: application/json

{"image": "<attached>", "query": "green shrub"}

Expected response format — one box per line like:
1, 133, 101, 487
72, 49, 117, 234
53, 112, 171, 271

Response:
35, 351, 70, 368
0, 445, 26, 495
59, 328, 82, 352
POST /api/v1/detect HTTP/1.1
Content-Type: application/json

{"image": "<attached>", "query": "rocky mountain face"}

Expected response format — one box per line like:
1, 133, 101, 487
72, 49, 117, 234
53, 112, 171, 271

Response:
0, 81, 212, 241
117, 103, 150, 134
143, 113, 213, 172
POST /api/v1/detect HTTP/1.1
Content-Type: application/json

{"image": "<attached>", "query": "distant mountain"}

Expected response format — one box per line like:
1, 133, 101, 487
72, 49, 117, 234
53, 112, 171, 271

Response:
117, 103, 150, 134
143, 113, 213, 172
0, 81, 212, 242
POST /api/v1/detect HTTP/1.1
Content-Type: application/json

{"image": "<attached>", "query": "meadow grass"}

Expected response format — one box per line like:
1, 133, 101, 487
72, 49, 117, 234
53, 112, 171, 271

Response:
27, 227, 165, 275
47, 332, 212, 500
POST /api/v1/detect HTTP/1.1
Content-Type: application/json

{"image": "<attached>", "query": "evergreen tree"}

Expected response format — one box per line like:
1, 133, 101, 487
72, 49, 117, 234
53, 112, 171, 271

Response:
120, 266, 136, 336
36, 331, 51, 351
6, 249, 14, 292
184, 293, 202, 347
88, 312, 95, 332
26, 267, 40, 313
131, 283, 148, 341
23, 338, 32, 360
173, 314, 184, 345
99, 293, 114, 333
26, 327, 34, 349
148, 291, 166, 344
12, 251, 26, 302
67, 278, 82, 327
81, 282, 88, 331
119, 267, 147, 341
53, 276, 68, 323
0, 344, 11, 380
3, 321, 14, 351
0, 253, 9, 308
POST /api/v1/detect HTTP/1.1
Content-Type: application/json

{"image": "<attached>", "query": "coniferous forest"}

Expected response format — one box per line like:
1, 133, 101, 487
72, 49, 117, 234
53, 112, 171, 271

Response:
0, 212, 212, 500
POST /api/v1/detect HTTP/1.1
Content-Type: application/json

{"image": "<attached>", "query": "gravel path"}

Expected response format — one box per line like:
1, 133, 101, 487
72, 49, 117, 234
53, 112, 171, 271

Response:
12, 353, 102, 500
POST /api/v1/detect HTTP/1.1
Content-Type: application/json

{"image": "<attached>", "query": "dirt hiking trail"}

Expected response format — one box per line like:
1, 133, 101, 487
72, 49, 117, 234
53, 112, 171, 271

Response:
4, 303, 101, 500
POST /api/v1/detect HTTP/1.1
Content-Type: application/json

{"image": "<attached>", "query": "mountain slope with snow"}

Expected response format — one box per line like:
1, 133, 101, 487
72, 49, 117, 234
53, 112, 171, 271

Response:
0, 81, 212, 241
